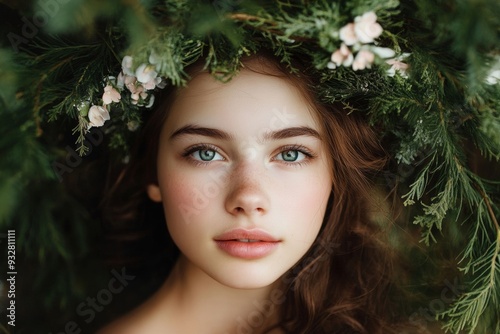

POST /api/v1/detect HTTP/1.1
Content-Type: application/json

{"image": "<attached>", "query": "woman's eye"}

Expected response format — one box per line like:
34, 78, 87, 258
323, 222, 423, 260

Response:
191, 148, 224, 162
275, 149, 307, 162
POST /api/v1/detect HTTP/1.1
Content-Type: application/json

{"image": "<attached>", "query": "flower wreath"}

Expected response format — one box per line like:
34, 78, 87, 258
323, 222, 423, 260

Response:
85, 10, 404, 131
1, 0, 499, 332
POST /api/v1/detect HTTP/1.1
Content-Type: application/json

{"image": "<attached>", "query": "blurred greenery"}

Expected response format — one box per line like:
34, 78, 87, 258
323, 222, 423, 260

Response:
0, 0, 499, 333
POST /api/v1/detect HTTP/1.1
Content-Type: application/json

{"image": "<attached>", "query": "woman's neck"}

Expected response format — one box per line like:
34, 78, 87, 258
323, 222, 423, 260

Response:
154, 255, 283, 333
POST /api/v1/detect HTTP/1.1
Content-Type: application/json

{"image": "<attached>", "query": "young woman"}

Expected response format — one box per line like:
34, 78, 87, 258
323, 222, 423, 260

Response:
98, 53, 399, 333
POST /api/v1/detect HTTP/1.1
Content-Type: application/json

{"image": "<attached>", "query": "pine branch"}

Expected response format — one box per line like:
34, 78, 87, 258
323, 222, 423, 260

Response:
72, 115, 90, 156
440, 239, 500, 333
475, 183, 500, 240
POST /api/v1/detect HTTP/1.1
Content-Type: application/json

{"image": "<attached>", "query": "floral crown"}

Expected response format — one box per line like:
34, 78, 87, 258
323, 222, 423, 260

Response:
82, 9, 407, 151
2, 1, 499, 332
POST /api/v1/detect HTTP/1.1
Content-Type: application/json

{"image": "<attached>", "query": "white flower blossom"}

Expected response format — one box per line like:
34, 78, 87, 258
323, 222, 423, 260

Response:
121, 56, 134, 76
352, 50, 375, 71
156, 78, 167, 89
149, 52, 162, 71
106, 76, 116, 85
485, 69, 500, 85
116, 72, 125, 89
327, 61, 336, 69
149, 52, 159, 64
328, 11, 395, 72
371, 46, 396, 59
88, 105, 110, 128
145, 95, 155, 108
135, 63, 158, 84
354, 12, 383, 44
102, 85, 121, 105
339, 23, 358, 46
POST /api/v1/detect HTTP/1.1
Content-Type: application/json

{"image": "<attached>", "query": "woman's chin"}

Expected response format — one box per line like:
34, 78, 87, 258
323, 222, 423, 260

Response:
207, 268, 283, 290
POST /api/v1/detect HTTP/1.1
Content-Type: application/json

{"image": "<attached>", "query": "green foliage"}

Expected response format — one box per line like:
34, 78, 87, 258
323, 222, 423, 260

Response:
1, 0, 499, 332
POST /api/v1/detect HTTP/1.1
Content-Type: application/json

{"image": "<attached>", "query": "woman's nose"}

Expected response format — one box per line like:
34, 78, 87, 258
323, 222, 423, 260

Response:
224, 163, 270, 217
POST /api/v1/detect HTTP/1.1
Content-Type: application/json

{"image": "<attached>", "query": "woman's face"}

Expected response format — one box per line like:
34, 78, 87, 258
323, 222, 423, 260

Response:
148, 65, 332, 289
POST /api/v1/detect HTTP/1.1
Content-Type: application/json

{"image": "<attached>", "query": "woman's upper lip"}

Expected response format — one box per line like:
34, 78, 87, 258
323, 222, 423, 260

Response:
214, 228, 280, 242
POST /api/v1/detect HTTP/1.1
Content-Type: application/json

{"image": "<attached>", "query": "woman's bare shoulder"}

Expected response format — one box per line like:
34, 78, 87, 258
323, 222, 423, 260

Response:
97, 310, 146, 334
96, 297, 170, 334
97, 313, 173, 334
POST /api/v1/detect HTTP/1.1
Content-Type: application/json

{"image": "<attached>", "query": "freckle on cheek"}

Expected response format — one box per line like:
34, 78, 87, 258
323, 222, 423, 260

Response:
166, 181, 192, 205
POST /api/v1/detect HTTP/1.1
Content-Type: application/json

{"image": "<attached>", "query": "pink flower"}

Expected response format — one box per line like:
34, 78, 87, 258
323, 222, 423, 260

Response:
339, 23, 357, 46
88, 105, 110, 128
330, 43, 354, 67
124, 75, 139, 94
102, 85, 121, 105
130, 85, 148, 102
386, 58, 409, 77
352, 50, 375, 71
143, 79, 156, 90
354, 12, 383, 44
385, 53, 410, 77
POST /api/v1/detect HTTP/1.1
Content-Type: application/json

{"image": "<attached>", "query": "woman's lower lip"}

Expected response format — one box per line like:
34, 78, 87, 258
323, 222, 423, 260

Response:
214, 240, 280, 259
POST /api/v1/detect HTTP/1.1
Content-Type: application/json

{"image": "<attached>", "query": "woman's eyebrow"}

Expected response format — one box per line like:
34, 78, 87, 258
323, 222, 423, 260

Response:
170, 124, 234, 141
262, 126, 321, 142
169, 124, 321, 142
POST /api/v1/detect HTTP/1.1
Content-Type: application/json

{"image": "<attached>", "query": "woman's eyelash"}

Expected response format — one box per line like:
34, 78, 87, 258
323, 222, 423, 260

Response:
181, 143, 316, 166
181, 144, 221, 158
274, 144, 316, 167
181, 144, 223, 166
277, 144, 316, 158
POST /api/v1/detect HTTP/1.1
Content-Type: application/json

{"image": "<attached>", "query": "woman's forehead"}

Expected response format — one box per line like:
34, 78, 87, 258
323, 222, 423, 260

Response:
168, 68, 317, 124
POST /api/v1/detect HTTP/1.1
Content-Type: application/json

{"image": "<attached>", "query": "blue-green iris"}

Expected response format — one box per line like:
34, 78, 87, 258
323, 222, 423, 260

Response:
282, 150, 298, 161
199, 149, 216, 161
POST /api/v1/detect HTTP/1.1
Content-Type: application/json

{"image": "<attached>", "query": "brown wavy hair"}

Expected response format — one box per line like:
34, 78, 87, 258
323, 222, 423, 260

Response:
101, 52, 403, 333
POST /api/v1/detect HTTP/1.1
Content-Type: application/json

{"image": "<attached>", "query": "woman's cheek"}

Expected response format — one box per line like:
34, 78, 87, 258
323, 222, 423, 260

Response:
281, 169, 329, 208
162, 169, 219, 226
279, 173, 330, 234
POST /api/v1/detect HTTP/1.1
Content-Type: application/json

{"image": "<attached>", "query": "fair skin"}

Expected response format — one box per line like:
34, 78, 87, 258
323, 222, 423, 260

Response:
99, 63, 332, 333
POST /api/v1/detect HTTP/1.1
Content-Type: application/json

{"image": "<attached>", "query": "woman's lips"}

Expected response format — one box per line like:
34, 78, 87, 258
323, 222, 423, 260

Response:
214, 229, 281, 259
